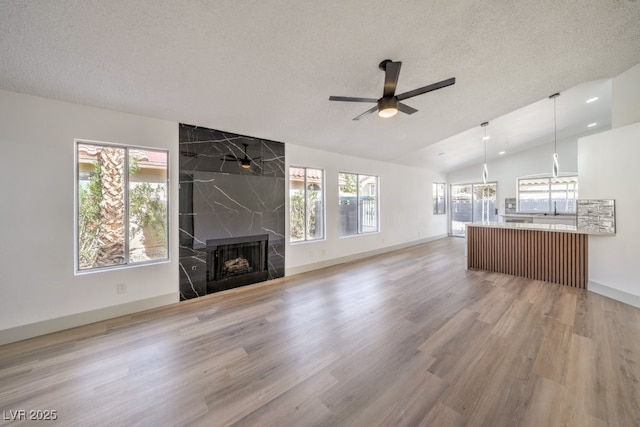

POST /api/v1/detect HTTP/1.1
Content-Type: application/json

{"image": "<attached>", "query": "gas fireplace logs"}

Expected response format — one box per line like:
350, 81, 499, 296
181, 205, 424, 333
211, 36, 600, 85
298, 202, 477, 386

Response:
224, 257, 251, 274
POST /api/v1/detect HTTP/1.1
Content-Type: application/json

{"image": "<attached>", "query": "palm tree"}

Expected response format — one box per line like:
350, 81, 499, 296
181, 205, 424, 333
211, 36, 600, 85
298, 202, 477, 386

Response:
94, 147, 126, 267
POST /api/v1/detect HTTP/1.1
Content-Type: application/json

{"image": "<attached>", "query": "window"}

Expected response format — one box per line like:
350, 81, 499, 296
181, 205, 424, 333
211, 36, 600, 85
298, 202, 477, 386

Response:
339, 172, 379, 236
433, 182, 446, 214
76, 141, 169, 272
289, 167, 324, 242
451, 182, 497, 237
518, 175, 578, 213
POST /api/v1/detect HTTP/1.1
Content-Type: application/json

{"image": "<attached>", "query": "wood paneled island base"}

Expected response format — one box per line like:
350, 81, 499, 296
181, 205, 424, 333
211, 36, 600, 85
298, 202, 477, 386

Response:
467, 223, 588, 289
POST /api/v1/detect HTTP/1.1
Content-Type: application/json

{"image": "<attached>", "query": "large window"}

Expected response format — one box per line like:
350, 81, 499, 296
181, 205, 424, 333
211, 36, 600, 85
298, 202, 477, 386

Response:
451, 182, 497, 237
289, 167, 324, 242
339, 172, 379, 236
518, 176, 578, 213
76, 141, 169, 272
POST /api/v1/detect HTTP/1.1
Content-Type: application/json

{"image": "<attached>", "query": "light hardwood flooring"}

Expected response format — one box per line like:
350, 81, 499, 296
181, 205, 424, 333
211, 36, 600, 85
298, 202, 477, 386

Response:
1, 238, 639, 426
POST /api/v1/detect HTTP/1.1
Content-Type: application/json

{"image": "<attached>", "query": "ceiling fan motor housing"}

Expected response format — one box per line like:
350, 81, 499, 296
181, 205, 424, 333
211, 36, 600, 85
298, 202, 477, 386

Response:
378, 97, 398, 117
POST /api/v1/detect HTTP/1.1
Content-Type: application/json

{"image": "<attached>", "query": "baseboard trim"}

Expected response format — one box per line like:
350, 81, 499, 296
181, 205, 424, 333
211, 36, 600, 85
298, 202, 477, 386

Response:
285, 234, 448, 276
588, 281, 640, 309
0, 292, 179, 346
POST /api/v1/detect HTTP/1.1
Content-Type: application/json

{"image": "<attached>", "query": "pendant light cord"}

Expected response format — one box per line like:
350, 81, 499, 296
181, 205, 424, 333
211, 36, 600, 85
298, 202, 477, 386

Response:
481, 121, 489, 184
553, 95, 557, 154
481, 121, 489, 163
549, 92, 560, 178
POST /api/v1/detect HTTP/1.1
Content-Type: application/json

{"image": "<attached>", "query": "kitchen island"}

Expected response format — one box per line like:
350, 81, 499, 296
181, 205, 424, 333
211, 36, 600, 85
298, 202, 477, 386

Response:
465, 222, 589, 289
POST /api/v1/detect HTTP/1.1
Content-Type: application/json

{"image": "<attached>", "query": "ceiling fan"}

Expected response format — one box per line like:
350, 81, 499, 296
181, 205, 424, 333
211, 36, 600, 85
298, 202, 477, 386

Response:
221, 143, 260, 169
329, 59, 455, 120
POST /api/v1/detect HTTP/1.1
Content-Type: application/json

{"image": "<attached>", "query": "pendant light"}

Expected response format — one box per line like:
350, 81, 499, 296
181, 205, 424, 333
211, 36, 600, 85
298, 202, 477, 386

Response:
481, 121, 489, 184
549, 93, 560, 177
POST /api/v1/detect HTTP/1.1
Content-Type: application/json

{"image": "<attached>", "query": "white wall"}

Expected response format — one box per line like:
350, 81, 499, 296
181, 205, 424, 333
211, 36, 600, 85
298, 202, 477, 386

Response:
612, 63, 640, 128
578, 122, 640, 306
447, 137, 578, 214
285, 143, 447, 275
0, 90, 179, 344
577, 62, 640, 307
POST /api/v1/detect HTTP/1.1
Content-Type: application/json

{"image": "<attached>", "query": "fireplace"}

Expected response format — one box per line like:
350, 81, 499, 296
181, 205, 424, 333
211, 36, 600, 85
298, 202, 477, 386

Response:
206, 234, 269, 293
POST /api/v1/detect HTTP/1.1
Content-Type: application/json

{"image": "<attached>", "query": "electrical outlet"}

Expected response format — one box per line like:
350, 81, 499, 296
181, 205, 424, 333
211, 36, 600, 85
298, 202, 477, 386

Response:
117, 283, 126, 294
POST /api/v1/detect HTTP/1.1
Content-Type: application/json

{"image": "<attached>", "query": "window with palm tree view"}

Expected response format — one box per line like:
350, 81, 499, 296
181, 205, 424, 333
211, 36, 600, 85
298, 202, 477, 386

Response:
76, 142, 168, 272
289, 167, 324, 242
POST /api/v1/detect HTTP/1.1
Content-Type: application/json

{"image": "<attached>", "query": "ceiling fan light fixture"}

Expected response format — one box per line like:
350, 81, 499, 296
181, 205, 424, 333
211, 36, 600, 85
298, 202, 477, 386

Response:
378, 97, 398, 118
241, 160, 251, 169
378, 107, 398, 118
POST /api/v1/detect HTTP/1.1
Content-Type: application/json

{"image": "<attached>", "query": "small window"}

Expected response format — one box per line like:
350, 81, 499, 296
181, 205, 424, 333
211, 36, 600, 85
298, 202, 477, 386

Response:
518, 175, 578, 213
76, 141, 169, 272
433, 182, 446, 214
289, 167, 325, 242
339, 172, 379, 236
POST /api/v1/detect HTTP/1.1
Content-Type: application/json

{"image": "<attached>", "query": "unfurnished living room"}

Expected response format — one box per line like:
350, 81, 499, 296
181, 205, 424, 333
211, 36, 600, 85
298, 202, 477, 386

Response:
1, 2, 640, 426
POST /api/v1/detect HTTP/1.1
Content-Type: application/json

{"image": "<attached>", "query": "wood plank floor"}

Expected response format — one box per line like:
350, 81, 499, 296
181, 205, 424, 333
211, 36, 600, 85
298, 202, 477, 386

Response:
1, 238, 639, 426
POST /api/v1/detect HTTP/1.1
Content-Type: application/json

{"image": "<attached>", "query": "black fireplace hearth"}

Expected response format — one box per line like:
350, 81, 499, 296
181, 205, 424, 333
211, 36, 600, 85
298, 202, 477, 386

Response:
206, 234, 269, 293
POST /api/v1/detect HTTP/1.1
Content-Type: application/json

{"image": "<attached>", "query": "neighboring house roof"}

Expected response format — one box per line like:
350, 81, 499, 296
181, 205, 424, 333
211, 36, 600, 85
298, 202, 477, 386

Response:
77, 144, 167, 170
289, 168, 323, 183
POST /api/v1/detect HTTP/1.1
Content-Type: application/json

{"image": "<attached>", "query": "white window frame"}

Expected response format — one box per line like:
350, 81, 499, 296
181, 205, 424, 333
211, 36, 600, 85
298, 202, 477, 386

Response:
289, 166, 325, 243
74, 139, 170, 274
517, 174, 578, 214
433, 182, 446, 215
339, 172, 380, 237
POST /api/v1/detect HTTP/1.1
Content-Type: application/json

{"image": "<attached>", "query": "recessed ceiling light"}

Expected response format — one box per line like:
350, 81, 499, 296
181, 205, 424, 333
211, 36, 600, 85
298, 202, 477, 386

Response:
482, 136, 490, 141
498, 151, 506, 155
586, 97, 599, 103
438, 152, 445, 156
587, 122, 597, 128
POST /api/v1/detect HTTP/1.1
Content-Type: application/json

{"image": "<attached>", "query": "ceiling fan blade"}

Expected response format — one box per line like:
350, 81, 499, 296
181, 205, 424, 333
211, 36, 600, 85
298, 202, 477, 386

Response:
353, 105, 378, 121
396, 77, 456, 101
398, 102, 418, 115
329, 96, 377, 103
383, 61, 402, 97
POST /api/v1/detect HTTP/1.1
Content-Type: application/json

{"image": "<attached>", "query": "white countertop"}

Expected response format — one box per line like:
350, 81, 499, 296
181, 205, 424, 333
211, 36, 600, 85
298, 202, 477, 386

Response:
466, 221, 613, 235
501, 213, 576, 218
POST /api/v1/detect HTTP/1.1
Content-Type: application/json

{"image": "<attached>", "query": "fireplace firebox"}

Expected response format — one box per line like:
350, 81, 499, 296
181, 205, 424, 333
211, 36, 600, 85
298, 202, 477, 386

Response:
206, 234, 269, 293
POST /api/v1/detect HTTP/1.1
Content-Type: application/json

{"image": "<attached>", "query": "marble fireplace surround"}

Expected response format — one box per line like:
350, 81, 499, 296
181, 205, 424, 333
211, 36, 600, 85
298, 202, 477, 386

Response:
178, 124, 285, 300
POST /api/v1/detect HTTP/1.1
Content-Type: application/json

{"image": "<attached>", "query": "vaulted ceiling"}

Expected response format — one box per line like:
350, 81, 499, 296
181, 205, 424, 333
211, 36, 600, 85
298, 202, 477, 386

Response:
1, 1, 639, 171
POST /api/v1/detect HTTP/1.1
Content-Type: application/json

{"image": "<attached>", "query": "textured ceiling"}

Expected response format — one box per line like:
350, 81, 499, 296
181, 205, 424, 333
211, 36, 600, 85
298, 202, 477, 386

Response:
1, 1, 639, 172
